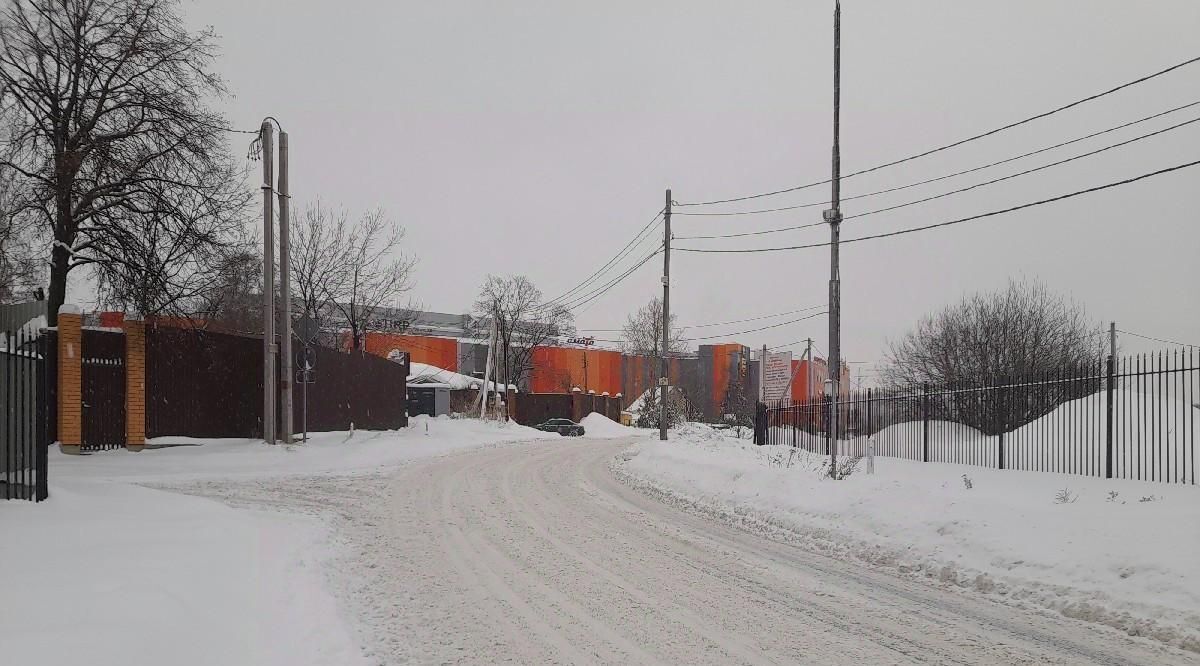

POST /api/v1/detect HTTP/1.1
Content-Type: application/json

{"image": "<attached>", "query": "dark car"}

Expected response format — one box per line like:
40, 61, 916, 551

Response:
535, 418, 585, 437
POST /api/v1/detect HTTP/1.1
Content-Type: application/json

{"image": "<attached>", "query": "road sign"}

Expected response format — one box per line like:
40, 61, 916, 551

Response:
297, 345, 315, 371
295, 315, 320, 344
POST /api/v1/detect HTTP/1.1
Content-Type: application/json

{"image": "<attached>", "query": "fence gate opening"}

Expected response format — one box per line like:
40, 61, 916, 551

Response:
1, 301, 49, 501
82, 329, 126, 451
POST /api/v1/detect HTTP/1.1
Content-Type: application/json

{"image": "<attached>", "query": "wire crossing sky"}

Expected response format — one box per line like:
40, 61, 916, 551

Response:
164, 0, 1200, 364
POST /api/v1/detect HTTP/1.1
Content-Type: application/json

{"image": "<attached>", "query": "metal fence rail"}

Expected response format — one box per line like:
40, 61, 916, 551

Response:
2, 302, 49, 501
756, 349, 1198, 485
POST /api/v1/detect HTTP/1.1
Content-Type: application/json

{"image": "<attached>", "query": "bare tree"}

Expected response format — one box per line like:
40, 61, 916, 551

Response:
93, 161, 252, 317
0, 167, 40, 303
189, 244, 263, 333
290, 204, 416, 351
0, 0, 250, 323
621, 296, 687, 359
290, 202, 350, 343
881, 278, 1104, 433
473, 275, 573, 390
621, 296, 687, 403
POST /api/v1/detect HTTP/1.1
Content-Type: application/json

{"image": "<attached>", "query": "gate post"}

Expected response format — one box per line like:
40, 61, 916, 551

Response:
57, 305, 83, 455
921, 383, 930, 463
124, 319, 146, 451
1105, 354, 1115, 479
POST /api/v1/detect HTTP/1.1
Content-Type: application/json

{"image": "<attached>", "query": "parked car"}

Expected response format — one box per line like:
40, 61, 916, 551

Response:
535, 418, 585, 437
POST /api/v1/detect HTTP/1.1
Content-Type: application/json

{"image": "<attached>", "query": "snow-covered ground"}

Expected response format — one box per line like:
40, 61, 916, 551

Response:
0, 417, 553, 666
616, 422, 1200, 651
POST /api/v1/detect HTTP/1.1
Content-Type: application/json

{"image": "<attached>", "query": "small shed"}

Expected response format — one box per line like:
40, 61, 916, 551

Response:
408, 383, 451, 417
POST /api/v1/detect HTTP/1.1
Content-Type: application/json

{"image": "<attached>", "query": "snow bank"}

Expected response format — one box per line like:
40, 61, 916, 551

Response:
0, 417, 554, 665
580, 412, 636, 438
0, 481, 363, 666
616, 428, 1200, 651
48, 416, 552, 484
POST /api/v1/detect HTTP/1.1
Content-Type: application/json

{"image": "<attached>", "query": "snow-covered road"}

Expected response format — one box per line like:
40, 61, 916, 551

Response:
189, 435, 1197, 665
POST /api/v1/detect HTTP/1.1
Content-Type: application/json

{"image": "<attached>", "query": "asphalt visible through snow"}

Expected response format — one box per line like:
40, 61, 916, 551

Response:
180, 436, 1199, 665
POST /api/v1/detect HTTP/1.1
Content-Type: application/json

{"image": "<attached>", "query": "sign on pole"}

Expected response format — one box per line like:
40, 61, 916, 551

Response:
762, 351, 793, 402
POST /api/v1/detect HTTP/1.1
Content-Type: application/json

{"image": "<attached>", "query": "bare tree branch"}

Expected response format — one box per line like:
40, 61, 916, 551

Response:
473, 274, 574, 390
0, 0, 250, 322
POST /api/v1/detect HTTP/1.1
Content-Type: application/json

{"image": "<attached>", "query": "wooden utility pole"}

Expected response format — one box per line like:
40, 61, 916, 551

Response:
660, 189, 672, 441
824, 1, 844, 476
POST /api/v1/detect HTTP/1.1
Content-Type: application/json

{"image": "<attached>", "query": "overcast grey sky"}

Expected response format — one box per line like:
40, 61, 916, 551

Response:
165, 0, 1198, 368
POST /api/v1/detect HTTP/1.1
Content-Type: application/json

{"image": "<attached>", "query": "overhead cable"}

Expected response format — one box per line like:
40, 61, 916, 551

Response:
674, 158, 1200, 253
676, 55, 1200, 207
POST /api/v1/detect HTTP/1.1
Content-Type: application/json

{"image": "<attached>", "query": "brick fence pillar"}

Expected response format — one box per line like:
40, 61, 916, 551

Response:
570, 388, 582, 422
506, 388, 519, 424
124, 319, 146, 451
57, 305, 83, 454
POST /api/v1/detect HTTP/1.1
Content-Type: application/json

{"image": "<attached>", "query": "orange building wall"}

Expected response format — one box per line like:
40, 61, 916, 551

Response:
786, 358, 851, 402
530, 346, 623, 396
789, 358, 829, 402
362, 333, 458, 371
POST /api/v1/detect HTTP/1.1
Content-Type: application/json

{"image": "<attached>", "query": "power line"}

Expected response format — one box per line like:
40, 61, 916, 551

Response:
682, 305, 826, 330
672, 99, 1200, 229
683, 310, 826, 342
675, 158, 1200, 253
842, 115, 1200, 223
676, 55, 1200, 207
555, 244, 663, 313
1116, 329, 1199, 349
576, 304, 826, 333
676, 112, 1200, 241
542, 209, 663, 308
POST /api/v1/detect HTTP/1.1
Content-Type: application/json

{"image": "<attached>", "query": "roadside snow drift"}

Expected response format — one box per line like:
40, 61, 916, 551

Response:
616, 424, 1200, 651
0, 417, 554, 666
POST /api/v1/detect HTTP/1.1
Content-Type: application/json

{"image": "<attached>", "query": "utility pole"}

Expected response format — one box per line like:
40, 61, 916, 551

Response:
479, 312, 496, 419
824, 0, 843, 476
659, 188, 672, 441
278, 131, 293, 444
260, 120, 276, 445
760, 344, 768, 403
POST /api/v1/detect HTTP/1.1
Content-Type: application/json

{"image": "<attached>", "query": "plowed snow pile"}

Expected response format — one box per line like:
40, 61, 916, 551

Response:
581, 412, 636, 438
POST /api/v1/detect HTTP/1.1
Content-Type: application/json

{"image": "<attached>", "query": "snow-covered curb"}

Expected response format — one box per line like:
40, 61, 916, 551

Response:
612, 427, 1200, 652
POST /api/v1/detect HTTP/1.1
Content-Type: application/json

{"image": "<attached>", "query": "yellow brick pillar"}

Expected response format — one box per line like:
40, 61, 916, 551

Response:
124, 319, 146, 451
57, 305, 83, 454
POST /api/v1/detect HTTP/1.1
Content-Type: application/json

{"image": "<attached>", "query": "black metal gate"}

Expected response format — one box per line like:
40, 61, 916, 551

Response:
82, 329, 126, 451
2, 302, 49, 501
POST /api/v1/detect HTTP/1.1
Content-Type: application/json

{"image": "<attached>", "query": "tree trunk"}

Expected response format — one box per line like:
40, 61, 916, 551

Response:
47, 192, 75, 326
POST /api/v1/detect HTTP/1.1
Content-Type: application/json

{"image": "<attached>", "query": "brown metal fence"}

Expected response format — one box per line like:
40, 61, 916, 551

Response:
147, 324, 408, 439
81, 329, 126, 450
